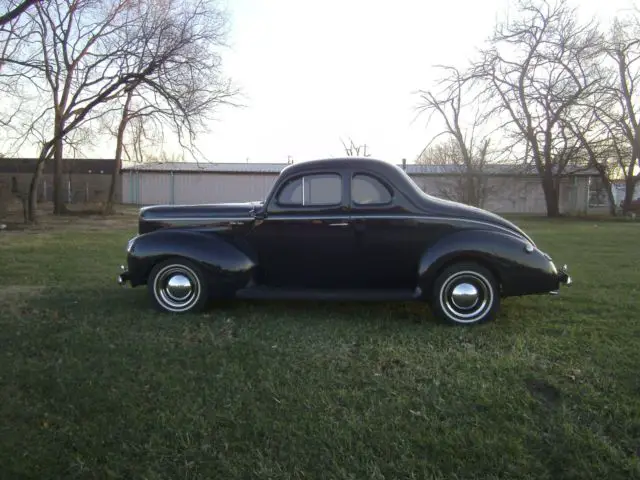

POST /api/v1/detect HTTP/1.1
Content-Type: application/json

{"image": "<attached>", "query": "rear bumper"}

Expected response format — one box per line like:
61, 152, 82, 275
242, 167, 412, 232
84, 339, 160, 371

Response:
550, 264, 572, 295
557, 264, 572, 286
117, 265, 130, 287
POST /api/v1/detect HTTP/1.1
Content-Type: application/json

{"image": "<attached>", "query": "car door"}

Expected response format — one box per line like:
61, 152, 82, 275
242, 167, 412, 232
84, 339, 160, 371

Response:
246, 171, 359, 289
349, 172, 428, 290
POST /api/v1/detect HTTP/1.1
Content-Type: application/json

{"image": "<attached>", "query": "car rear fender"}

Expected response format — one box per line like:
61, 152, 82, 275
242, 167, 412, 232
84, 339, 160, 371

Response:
417, 229, 548, 297
127, 229, 256, 291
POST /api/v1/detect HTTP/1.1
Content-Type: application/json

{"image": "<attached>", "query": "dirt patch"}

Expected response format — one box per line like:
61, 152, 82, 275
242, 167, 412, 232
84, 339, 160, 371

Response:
525, 378, 562, 407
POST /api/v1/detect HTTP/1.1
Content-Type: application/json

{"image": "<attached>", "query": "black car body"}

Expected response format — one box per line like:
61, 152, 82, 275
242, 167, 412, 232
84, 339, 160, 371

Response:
117, 157, 571, 325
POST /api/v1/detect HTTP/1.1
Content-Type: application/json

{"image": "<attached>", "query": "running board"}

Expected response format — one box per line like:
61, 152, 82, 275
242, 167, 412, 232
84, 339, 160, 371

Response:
234, 286, 421, 302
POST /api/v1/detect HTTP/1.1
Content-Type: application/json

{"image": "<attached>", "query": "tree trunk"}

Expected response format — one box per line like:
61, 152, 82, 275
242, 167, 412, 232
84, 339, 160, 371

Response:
27, 155, 47, 223
464, 173, 477, 207
27, 142, 54, 223
476, 176, 487, 209
598, 168, 617, 217
621, 175, 637, 215
105, 90, 133, 215
541, 168, 560, 217
52, 114, 67, 215
104, 171, 119, 215
605, 182, 617, 217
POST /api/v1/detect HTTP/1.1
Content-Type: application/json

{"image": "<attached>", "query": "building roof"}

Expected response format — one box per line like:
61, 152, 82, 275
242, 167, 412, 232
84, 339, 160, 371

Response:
404, 163, 599, 176
121, 161, 287, 174
0, 157, 116, 174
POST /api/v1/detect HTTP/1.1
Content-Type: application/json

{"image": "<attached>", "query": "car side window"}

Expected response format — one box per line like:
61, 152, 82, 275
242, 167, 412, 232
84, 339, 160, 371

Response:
277, 173, 342, 206
351, 174, 392, 205
278, 178, 303, 205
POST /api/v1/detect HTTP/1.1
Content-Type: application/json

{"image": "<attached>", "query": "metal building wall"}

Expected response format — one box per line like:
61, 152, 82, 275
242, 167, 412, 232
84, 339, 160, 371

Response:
121, 170, 592, 213
410, 174, 591, 214
121, 171, 279, 205
122, 171, 172, 205
173, 173, 278, 204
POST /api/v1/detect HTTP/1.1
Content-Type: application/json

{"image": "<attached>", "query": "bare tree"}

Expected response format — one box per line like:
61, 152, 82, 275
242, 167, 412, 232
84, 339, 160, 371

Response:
416, 66, 500, 207
101, 0, 237, 213
1, 0, 146, 221
470, 0, 603, 217
0, 1, 42, 119
596, 14, 640, 214
341, 137, 371, 157
1, 0, 235, 222
416, 137, 509, 208
562, 93, 621, 215
0, 0, 38, 27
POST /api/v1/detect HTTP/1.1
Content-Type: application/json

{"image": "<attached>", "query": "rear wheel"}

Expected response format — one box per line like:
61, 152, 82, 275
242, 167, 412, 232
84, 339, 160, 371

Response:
430, 262, 500, 325
147, 258, 211, 313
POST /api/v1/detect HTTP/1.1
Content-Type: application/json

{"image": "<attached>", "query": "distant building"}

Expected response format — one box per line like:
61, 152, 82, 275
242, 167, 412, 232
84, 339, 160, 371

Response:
121, 161, 283, 206
608, 179, 639, 207
0, 156, 603, 213
120, 160, 601, 215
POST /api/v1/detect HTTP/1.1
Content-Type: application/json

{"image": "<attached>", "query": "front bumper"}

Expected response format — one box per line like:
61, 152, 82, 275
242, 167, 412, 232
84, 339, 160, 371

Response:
117, 265, 130, 287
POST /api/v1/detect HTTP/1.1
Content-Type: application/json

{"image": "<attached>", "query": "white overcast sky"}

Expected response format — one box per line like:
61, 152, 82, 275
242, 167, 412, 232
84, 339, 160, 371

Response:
191, 0, 634, 164
4, 0, 634, 163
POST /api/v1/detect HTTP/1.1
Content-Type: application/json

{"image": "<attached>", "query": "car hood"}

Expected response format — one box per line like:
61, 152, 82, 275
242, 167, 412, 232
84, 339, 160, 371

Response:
138, 201, 262, 234
425, 196, 536, 246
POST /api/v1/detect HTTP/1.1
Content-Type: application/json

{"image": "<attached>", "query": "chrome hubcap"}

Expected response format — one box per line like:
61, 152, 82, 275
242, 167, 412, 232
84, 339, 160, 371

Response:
440, 271, 493, 323
165, 274, 192, 301
153, 264, 201, 312
450, 282, 479, 310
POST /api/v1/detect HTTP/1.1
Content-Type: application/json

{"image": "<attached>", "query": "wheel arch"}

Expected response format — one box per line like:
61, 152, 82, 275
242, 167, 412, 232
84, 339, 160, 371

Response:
134, 253, 182, 286
416, 228, 532, 298
419, 251, 504, 298
127, 229, 256, 293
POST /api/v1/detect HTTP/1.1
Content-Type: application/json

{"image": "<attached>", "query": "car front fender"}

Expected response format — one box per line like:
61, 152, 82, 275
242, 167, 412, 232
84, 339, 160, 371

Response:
126, 229, 256, 291
417, 229, 559, 297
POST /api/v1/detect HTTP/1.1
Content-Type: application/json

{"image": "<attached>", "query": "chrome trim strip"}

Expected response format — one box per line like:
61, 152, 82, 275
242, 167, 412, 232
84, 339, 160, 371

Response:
142, 214, 528, 240
265, 214, 528, 239
144, 217, 252, 222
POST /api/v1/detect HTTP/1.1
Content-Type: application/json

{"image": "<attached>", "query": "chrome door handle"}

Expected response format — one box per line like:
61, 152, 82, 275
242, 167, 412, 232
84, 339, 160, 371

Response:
329, 222, 349, 227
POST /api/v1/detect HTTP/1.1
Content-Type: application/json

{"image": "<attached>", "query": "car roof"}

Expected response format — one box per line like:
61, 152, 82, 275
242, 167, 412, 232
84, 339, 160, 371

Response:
280, 157, 404, 176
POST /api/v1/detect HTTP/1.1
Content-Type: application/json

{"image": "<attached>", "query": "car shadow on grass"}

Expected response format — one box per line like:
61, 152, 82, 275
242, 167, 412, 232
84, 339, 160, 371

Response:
23, 284, 559, 335
31, 285, 441, 329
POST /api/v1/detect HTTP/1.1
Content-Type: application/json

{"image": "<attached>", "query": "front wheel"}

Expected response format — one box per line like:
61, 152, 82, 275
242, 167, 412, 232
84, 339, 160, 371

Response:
147, 257, 211, 313
430, 262, 500, 326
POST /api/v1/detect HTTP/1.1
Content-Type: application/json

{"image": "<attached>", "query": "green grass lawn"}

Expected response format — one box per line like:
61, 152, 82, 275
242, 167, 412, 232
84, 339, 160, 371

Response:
1, 216, 639, 479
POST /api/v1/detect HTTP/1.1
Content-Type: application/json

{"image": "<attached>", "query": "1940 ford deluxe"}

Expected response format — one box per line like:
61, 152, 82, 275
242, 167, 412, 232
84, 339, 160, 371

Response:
117, 157, 571, 325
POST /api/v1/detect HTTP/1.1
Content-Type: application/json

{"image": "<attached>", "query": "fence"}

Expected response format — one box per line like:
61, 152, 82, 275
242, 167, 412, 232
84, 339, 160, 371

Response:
0, 172, 121, 204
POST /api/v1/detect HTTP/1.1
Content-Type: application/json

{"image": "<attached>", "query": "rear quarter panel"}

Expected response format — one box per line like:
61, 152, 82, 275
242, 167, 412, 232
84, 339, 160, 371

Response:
418, 229, 559, 297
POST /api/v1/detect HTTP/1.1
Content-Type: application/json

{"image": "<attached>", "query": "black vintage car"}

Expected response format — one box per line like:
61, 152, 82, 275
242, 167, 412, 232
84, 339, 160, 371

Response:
117, 157, 571, 325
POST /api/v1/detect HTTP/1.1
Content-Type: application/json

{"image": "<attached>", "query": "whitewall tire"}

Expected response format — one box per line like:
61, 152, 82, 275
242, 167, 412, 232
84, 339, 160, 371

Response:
147, 258, 211, 313
431, 262, 500, 325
